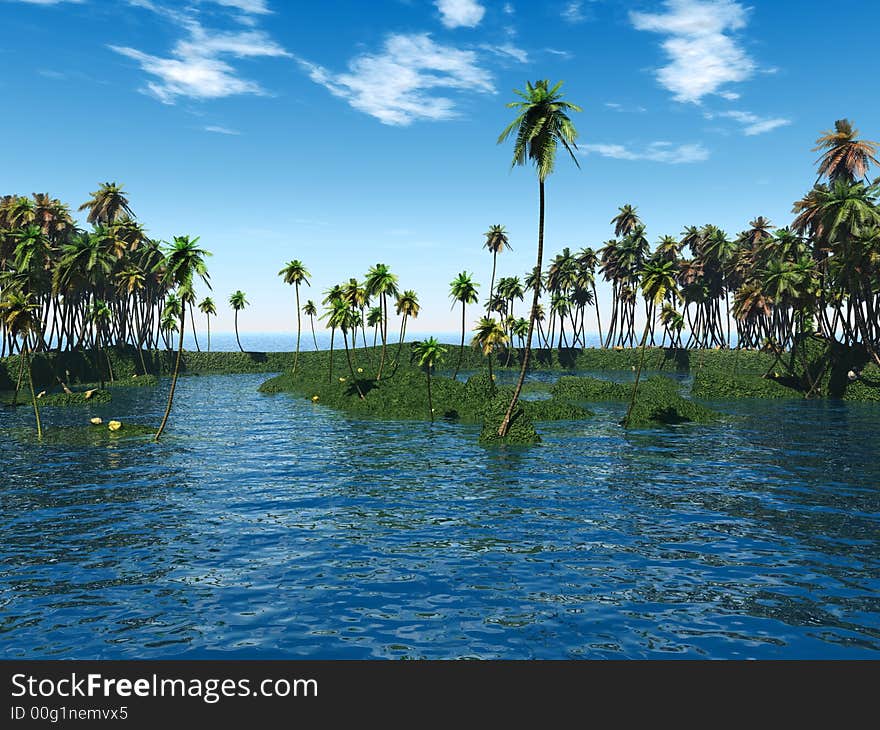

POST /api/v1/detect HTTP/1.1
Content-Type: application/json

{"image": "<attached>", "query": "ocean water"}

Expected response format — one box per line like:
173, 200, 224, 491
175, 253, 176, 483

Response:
1, 372, 878, 659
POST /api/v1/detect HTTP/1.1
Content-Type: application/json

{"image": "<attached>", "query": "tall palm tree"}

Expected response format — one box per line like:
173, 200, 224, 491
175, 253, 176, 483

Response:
198, 297, 216, 352
393, 289, 420, 365
471, 316, 508, 385
412, 337, 447, 422
229, 290, 248, 352
623, 259, 680, 427
483, 224, 510, 314
278, 260, 311, 375
449, 271, 480, 378
327, 298, 365, 399
78, 182, 134, 226
496, 78, 581, 437
155, 236, 211, 442
179, 281, 200, 352
303, 299, 319, 352
364, 263, 399, 379
0, 291, 43, 439
611, 204, 641, 238
88, 299, 114, 386
813, 119, 879, 184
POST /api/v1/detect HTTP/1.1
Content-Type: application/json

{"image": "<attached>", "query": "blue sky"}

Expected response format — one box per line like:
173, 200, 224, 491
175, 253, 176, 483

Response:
2, 0, 878, 335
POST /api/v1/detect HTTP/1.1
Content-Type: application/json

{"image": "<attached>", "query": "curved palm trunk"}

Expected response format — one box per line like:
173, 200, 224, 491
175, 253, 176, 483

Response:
24, 346, 42, 441
293, 284, 302, 376
310, 315, 318, 352
234, 311, 243, 352
189, 304, 200, 352
453, 301, 466, 379
342, 331, 365, 399
206, 314, 211, 352
376, 294, 388, 380
155, 312, 185, 442
623, 316, 652, 428
11, 352, 25, 407
499, 180, 545, 437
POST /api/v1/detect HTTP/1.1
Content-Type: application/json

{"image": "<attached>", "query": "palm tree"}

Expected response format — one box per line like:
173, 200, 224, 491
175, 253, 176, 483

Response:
0, 291, 43, 439
198, 297, 216, 352
155, 236, 211, 442
471, 316, 508, 385
814, 119, 879, 184
412, 337, 447, 422
393, 289, 420, 365
364, 263, 399, 379
179, 280, 200, 352
303, 299, 319, 352
278, 260, 311, 375
611, 204, 641, 238
449, 271, 480, 378
623, 259, 680, 427
229, 290, 248, 352
483, 224, 510, 314
496, 79, 581, 437
78, 182, 134, 226
327, 298, 365, 399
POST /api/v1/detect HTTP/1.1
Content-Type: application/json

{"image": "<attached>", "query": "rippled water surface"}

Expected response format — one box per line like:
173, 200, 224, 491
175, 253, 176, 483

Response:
2, 373, 878, 659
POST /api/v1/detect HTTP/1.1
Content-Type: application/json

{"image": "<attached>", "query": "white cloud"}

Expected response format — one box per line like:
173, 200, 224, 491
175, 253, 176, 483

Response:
435, 0, 485, 29
300, 33, 494, 126
562, 1, 585, 24
708, 110, 791, 135
208, 0, 271, 13
581, 141, 709, 163
204, 125, 241, 134
480, 43, 528, 64
630, 0, 756, 103
7, 0, 82, 4
605, 101, 647, 113
110, 9, 289, 103
503, 2, 514, 14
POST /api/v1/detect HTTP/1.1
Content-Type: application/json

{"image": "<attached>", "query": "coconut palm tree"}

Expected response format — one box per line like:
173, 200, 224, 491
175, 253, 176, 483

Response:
623, 258, 680, 427
198, 297, 216, 352
0, 291, 42, 439
303, 299, 319, 352
229, 290, 248, 352
155, 236, 211, 441
412, 337, 447, 422
393, 289, 420, 365
449, 271, 480, 379
496, 78, 581, 437
483, 224, 510, 314
471, 316, 508, 385
278, 260, 311, 375
364, 263, 399, 380
179, 280, 200, 352
327, 298, 365, 399
88, 299, 114, 386
813, 119, 879, 184
611, 204, 641, 238
78, 182, 134, 226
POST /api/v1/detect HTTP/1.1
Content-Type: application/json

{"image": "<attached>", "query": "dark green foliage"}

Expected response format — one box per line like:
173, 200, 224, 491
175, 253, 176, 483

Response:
691, 370, 801, 399
623, 383, 720, 428
551, 376, 632, 401
843, 363, 880, 401
39, 389, 112, 406
479, 395, 541, 445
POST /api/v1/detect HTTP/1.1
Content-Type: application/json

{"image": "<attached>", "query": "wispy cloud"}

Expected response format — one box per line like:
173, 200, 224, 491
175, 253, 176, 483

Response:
111, 4, 289, 103
581, 141, 709, 163
7, 0, 83, 4
707, 110, 791, 135
562, 1, 586, 24
630, 0, 755, 103
435, 0, 485, 29
480, 43, 528, 64
204, 125, 241, 134
605, 101, 647, 113
209, 0, 271, 14
299, 33, 494, 126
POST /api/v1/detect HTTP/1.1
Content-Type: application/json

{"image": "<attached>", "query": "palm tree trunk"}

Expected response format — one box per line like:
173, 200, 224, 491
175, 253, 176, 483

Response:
376, 294, 388, 380
235, 311, 243, 352
488, 252, 498, 316
24, 346, 42, 441
342, 331, 365, 399
426, 368, 433, 422
11, 352, 25, 407
310, 315, 318, 352
293, 284, 302, 376
207, 314, 211, 352
623, 317, 652, 428
328, 328, 335, 383
190, 304, 200, 352
499, 180, 544, 437
453, 301, 466, 379
155, 312, 185, 441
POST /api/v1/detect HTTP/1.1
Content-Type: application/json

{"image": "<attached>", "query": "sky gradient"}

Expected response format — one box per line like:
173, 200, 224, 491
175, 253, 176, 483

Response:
2, 0, 878, 335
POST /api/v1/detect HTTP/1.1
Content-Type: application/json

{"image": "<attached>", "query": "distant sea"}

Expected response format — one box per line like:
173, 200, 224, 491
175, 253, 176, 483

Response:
182, 331, 605, 353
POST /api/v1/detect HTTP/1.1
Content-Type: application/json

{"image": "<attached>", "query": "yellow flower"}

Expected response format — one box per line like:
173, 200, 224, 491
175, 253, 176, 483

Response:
339, 377, 346, 382
357, 368, 364, 373
108, 421, 122, 432
90, 417, 103, 426
311, 395, 320, 402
